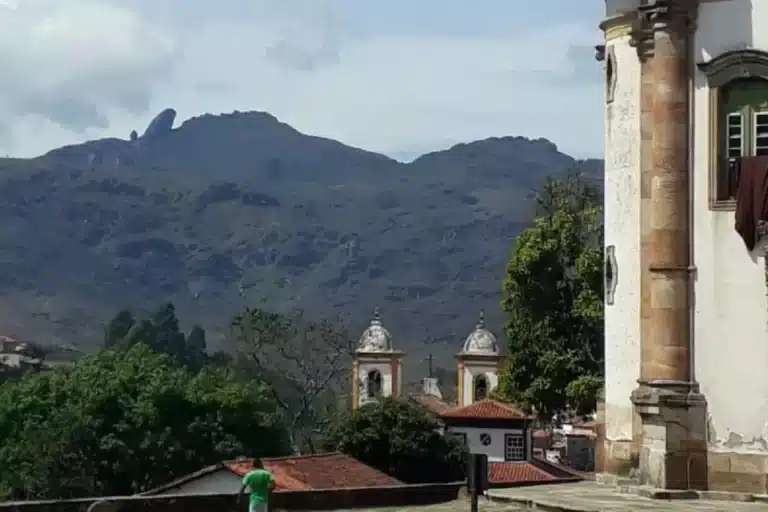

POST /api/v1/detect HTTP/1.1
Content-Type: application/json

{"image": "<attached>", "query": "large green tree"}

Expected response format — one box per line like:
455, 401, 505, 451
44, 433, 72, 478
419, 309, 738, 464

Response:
497, 170, 603, 422
0, 344, 288, 499
323, 397, 465, 484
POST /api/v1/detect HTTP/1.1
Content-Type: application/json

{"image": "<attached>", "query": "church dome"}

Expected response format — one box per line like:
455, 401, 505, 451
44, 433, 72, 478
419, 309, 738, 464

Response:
358, 308, 393, 352
461, 311, 498, 354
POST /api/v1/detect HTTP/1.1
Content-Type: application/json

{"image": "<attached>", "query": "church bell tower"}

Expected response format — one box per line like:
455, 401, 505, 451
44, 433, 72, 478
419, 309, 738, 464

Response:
352, 308, 404, 409
455, 312, 502, 407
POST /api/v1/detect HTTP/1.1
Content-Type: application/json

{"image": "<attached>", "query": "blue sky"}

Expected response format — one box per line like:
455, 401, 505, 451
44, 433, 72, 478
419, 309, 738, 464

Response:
0, 0, 604, 159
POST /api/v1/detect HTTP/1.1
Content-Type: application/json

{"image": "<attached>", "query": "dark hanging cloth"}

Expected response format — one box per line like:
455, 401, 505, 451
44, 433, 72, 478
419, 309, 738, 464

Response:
734, 156, 768, 251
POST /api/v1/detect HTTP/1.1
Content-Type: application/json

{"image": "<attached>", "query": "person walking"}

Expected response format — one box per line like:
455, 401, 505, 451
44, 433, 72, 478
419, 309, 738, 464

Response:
237, 463, 275, 512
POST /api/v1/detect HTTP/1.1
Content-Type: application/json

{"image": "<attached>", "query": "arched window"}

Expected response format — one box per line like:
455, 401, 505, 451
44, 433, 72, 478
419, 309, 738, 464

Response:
698, 50, 768, 208
474, 374, 488, 401
367, 369, 382, 398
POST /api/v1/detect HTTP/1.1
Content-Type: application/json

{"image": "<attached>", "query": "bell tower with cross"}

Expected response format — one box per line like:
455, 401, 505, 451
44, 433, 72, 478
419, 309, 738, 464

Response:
455, 311, 502, 407
352, 307, 404, 409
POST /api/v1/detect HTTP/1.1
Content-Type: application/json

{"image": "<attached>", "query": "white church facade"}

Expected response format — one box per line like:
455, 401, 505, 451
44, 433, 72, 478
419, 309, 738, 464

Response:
599, 0, 768, 493
350, 309, 579, 486
351, 309, 501, 409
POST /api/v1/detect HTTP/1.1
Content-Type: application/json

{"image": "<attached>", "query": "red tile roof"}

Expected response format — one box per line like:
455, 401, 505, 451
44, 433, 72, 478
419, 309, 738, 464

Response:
488, 462, 557, 484
224, 453, 402, 491
440, 399, 530, 420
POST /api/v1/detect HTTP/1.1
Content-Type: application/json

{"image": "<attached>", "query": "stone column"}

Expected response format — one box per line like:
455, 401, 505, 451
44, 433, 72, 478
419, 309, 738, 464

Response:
630, 0, 708, 490
352, 359, 360, 409
391, 358, 401, 396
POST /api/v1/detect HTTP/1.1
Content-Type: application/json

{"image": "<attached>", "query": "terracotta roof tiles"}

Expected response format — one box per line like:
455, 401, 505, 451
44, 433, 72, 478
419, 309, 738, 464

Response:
440, 399, 530, 420
224, 453, 402, 491
488, 462, 557, 484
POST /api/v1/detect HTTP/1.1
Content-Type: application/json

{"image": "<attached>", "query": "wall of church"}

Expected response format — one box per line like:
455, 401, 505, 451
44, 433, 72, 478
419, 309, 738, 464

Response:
460, 363, 498, 407
602, 33, 642, 447
446, 426, 531, 463
357, 361, 394, 407
691, 0, 768, 454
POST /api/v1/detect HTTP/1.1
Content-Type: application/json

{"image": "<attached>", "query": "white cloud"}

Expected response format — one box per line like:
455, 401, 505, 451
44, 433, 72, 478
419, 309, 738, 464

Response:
0, 0, 603, 159
0, 0, 176, 145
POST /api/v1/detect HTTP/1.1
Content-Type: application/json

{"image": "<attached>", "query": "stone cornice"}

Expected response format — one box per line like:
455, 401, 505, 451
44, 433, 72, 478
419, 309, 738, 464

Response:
599, 11, 635, 41
631, 0, 699, 60
697, 49, 768, 87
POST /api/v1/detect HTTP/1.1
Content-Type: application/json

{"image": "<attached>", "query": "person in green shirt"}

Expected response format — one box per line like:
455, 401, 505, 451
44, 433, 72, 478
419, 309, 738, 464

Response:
237, 465, 275, 512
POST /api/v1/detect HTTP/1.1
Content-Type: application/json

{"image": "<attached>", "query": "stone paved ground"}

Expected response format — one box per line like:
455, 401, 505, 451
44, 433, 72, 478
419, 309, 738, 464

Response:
488, 482, 768, 511
334, 498, 522, 512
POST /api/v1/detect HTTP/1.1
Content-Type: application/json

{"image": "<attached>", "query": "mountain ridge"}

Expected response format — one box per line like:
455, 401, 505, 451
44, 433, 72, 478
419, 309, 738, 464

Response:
0, 109, 603, 365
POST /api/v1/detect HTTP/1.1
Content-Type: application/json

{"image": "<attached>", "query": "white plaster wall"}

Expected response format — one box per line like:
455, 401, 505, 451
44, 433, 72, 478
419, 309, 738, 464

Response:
151, 471, 240, 495
461, 363, 499, 406
692, 0, 768, 453
358, 360, 394, 407
602, 34, 642, 443
446, 426, 531, 462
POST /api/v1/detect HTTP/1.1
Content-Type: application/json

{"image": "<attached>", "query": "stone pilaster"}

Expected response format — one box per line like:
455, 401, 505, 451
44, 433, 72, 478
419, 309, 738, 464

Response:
631, 382, 708, 489
352, 359, 360, 409
391, 358, 401, 396
630, 0, 708, 490
594, 388, 605, 474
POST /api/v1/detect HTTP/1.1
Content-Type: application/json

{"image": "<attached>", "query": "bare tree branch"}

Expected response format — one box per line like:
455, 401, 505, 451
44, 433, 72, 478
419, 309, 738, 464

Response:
230, 307, 355, 453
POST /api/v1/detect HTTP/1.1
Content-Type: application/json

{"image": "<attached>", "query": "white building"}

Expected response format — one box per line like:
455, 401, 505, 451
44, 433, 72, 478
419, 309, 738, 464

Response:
599, 0, 768, 493
455, 312, 502, 407
352, 308, 404, 408
439, 399, 578, 486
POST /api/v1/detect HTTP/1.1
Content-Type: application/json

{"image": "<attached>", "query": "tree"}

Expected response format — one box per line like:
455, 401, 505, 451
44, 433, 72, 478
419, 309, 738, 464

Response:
0, 344, 288, 499
230, 307, 354, 454
184, 325, 208, 372
496, 170, 604, 422
150, 302, 187, 361
103, 309, 135, 347
101, 304, 209, 373
323, 397, 465, 484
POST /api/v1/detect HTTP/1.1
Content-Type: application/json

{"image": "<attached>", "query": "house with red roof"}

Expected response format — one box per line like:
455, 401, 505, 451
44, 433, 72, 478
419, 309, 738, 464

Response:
141, 452, 403, 495
439, 399, 582, 487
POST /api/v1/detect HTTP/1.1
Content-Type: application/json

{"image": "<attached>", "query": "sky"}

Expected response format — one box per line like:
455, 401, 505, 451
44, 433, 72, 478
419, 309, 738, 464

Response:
0, 0, 604, 161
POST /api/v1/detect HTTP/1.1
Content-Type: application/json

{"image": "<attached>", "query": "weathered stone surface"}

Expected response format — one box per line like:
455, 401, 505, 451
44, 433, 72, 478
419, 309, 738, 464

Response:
631, 384, 708, 489
488, 482, 768, 511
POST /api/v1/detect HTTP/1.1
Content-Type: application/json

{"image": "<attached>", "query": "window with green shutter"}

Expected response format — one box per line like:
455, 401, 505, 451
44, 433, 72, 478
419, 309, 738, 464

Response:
698, 49, 768, 209
721, 77, 768, 158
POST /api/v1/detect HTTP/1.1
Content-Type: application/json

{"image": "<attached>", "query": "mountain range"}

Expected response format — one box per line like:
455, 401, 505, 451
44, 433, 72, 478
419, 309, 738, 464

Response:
0, 108, 603, 365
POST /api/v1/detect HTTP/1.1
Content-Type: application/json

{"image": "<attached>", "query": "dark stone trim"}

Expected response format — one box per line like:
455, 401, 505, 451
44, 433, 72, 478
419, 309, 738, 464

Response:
697, 49, 768, 88
606, 46, 617, 104
595, 44, 606, 62
605, 245, 617, 305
